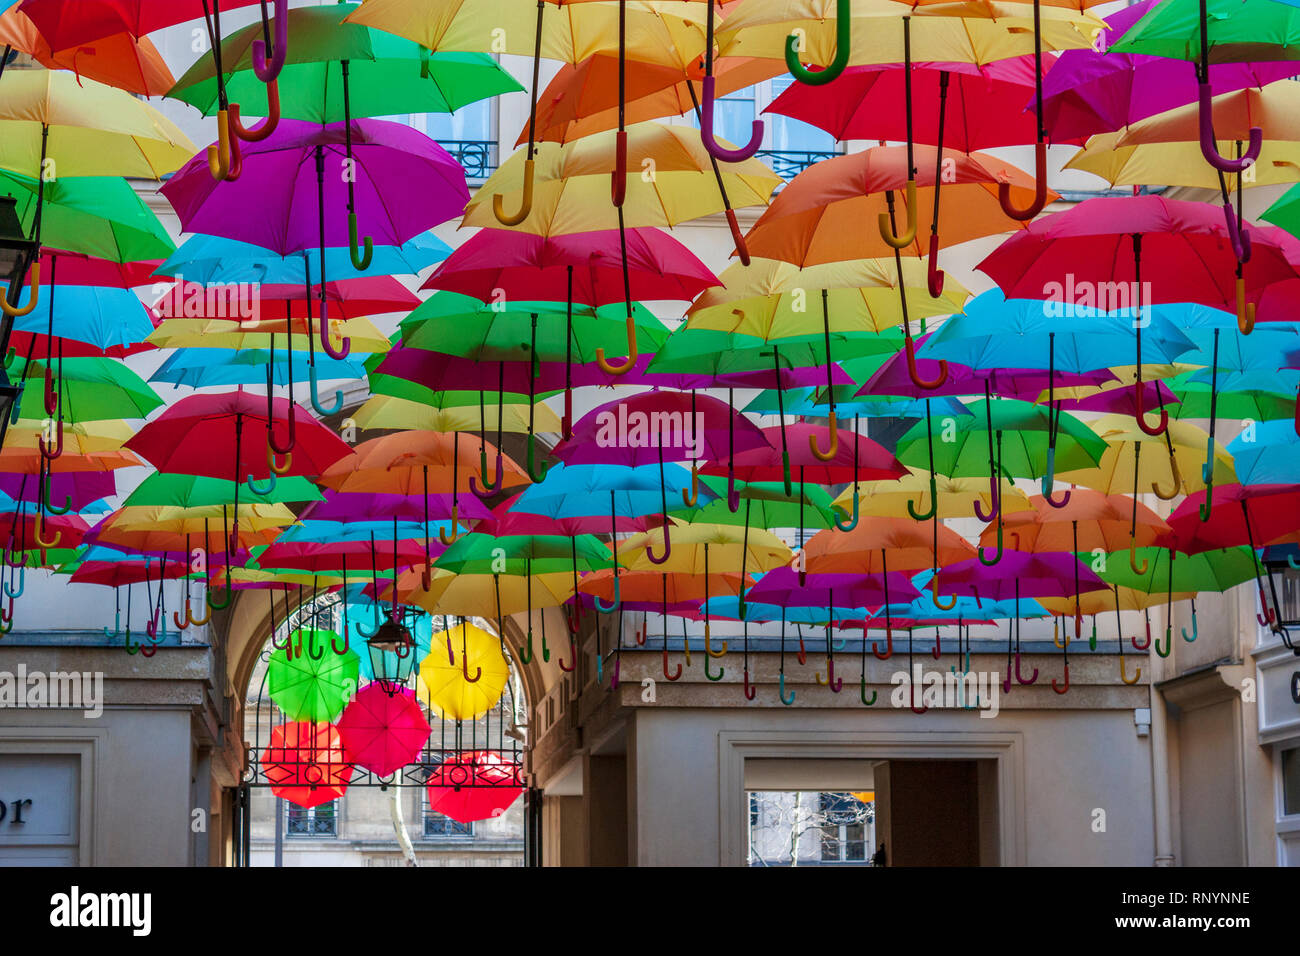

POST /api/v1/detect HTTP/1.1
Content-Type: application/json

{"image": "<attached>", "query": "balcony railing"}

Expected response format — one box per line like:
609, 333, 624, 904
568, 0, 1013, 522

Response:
754, 147, 842, 180
439, 140, 499, 182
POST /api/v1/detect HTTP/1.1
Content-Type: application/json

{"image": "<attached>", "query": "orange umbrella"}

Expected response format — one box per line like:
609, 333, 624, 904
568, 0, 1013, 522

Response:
802, 516, 975, 575
261, 721, 353, 809
985, 490, 1171, 554
89, 511, 280, 555
0, 448, 141, 473
577, 568, 752, 604
744, 144, 1056, 267
0, 7, 174, 96
517, 53, 785, 147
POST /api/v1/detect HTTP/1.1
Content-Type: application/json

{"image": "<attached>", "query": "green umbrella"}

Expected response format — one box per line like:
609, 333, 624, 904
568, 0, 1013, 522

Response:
1109, 0, 1300, 65
674, 478, 835, 530
168, 1, 522, 123
897, 398, 1108, 480
12, 356, 163, 423
267, 634, 359, 723
1166, 371, 1296, 422
123, 473, 324, 509
1, 171, 175, 263
644, 327, 903, 378
1261, 182, 1300, 239
400, 292, 670, 364
433, 533, 614, 576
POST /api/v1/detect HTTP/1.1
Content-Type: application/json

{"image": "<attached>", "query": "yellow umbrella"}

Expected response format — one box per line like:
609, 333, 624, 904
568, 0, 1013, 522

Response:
463, 121, 781, 235
0, 69, 195, 180
832, 467, 1033, 519
351, 395, 562, 434
686, 257, 970, 336
1058, 415, 1235, 496
393, 568, 577, 618
621, 520, 793, 573
4, 420, 133, 454
418, 621, 511, 720
1038, 586, 1196, 617
1065, 131, 1300, 190
146, 316, 393, 353
108, 503, 298, 533
1117, 85, 1300, 150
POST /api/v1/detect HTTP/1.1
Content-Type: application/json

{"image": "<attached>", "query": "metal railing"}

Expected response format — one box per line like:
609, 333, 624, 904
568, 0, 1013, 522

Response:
438, 140, 499, 181
754, 147, 842, 179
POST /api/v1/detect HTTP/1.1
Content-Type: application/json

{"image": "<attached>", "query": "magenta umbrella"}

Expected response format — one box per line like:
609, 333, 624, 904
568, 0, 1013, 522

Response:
162, 118, 468, 360
0, 471, 115, 512
1040, 0, 1298, 143
978, 196, 1300, 434
422, 227, 720, 306
701, 423, 905, 488
299, 492, 492, 525
337, 684, 431, 778
941, 550, 1107, 694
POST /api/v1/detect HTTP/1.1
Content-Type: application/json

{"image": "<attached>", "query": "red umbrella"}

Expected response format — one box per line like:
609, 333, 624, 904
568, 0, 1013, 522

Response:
766, 57, 1060, 152
700, 423, 905, 486
421, 227, 719, 307
18, 0, 265, 46
261, 721, 353, 810
1168, 484, 1300, 554
124, 389, 352, 482
337, 684, 431, 778
424, 750, 523, 824
258, 538, 442, 573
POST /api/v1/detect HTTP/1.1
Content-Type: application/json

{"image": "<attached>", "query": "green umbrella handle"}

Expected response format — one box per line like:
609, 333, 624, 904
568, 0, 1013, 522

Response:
784, 0, 850, 85
347, 211, 374, 272
858, 676, 875, 707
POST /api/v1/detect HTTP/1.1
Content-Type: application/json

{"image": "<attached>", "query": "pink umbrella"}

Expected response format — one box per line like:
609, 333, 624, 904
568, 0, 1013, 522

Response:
857, 343, 1118, 400
978, 196, 1300, 434
337, 684, 431, 778
700, 423, 905, 487
422, 227, 719, 306
261, 721, 353, 809
425, 750, 523, 824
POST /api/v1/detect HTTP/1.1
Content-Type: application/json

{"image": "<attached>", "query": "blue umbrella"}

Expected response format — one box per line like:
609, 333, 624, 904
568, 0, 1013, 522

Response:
4, 284, 156, 350
1226, 419, 1300, 486
153, 231, 452, 285
150, 348, 368, 389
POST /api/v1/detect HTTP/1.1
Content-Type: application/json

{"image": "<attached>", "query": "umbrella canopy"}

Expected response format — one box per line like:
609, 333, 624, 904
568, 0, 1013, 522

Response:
336, 683, 431, 777
424, 750, 523, 824
418, 622, 510, 721
267, 636, 360, 723
260, 720, 353, 809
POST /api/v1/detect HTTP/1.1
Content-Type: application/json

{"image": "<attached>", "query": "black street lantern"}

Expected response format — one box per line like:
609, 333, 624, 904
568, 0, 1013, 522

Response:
367, 615, 417, 694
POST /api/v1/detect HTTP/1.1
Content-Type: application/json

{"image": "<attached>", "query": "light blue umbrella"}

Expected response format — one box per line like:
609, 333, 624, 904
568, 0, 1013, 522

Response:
150, 348, 369, 389
3, 284, 156, 350
153, 231, 451, 285
1226, 419, 1300, 486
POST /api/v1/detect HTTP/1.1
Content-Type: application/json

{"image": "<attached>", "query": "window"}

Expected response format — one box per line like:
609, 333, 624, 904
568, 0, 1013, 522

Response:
1264, 564, 1300, 627
287, 800, 337, 837
423, 812, 474, 839
1284, 748, 1300, 818
818, 792, 869, 863
696, 79, 841, 178
418, 100, 498, 181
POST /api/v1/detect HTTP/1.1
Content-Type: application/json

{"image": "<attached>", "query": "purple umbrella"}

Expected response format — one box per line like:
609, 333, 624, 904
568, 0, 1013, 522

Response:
940, 550, 1107, 694
162, 118, 468, 363
1040, 0, 1297, 142
747, 568, 920, 610
300, 491, 492, 524
0, 471, 115, 512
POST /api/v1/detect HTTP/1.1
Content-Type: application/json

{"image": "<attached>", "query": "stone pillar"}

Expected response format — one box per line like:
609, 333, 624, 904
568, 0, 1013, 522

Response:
584, 754, 628, 866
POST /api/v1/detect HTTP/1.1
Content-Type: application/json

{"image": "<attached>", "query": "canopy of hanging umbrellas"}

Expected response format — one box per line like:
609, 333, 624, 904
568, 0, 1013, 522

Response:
3, 0, 1300, 808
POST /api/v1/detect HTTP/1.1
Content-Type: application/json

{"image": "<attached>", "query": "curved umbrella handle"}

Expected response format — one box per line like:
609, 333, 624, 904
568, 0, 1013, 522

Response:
701, 75, 762, 162
228, 80, 280, 142
704, 652, 724, 682
462, 654, 483, 683
42, 365, 57, 415
348, 211, 374, 273
206, 572, 233, 610
785, 0, 850, 85
927, 230, 945, 298
38, 413, 62, 461
906, 334, 948, 390
681, 462, 699, 508
3, 558, 23, 599
859, 676, 876, 706
251, 0, 288, 84
832, 492, 859, 533
1222, 201, 1252, 265
878, 180, 918, 249
319, 314, 351, 361
187, 599, 212, 627
269, 445, 292, 476
1051, 663, 1070, 695
558, 638, 578, 673
0, 262, 38, 318
469, 452, 503, 498
1198, 82, 1261, 173
41, 473, 71, 516
353, 612, 382, 639
1041, 446, 1070, 508
871, 626, 893, 660
997, 140, 1047, 222
725, 209, 751, 266
595, 310, 638, 376
663, 648, 683, 682
727, 468, 741, 513
1155, 625, 1172, 659
309, 364, 344, 417
1134, 377, 1168, 436
907, 474, 938, 522
815, 658, 843, 693
1182, 608, 1199, 643
779, 672, 796, 705
438, 504, 460, 546
493, 158, 535, 226
526, 439, 550, 483
704, 622, 728, 658
1014, 651, 1038, 685
1120, 656, 1141, 685
594, 575, 620, 614
268, 402, 296, 456
809, 410, 838, 462
931, 573, 957, 611
207, 110, 233, 182
102, 609, 120, 641
1236, 274, 1256, 335
977, 519, 1003, 566
33, 515, 60, 549
646, 521, 671, 566
611, 131, 627, 207
1151, 450, 1182, 500
1128, 542, 1148, 576
247, 471, 276, 496
172, 602, 189, 632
